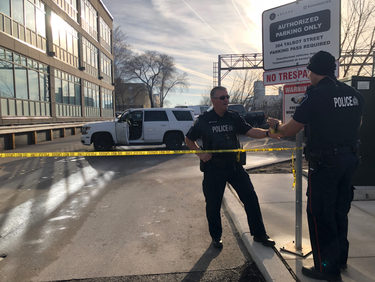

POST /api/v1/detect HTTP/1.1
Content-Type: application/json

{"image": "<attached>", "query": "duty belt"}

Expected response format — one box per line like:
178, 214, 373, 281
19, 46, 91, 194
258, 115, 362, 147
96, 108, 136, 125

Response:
320, 145, 357, 156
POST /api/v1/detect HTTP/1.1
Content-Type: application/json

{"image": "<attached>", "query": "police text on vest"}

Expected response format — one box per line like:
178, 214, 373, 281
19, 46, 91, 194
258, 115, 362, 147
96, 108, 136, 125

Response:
212, 125, 232, 133
333, 96, 358, 108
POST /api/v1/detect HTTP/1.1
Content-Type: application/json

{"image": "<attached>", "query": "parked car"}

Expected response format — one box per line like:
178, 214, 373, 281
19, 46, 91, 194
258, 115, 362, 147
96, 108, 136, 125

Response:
81, 108, 195, 151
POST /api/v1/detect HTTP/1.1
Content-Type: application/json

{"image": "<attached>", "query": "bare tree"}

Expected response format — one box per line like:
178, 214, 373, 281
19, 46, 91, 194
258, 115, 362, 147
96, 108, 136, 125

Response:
227, 69, 263, 107
113, 26, 133, 109
125, 51, 189, 108
113, 26, 133, 81
157, 69, 189, 108
199, 96, 212, 106
340, 0, 375, 77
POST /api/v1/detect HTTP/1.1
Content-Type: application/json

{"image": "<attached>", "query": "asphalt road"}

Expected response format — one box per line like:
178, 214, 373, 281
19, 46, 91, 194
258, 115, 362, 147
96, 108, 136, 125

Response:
0, 134, 297, 282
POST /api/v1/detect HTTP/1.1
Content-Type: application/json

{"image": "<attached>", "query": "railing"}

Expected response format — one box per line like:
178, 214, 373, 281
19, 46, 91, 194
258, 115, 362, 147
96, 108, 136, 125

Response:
0, 122, 87, 150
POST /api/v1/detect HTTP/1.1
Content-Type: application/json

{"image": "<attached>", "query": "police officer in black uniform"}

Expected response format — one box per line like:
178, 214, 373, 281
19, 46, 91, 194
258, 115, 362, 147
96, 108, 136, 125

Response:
267, 51, 364, 282
185, 86, 282, 249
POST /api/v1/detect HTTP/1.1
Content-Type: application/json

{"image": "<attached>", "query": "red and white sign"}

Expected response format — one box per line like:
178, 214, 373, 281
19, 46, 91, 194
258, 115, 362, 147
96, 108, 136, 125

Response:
263, 65, 310, 86
263, 61, 339, 86
283, 82, 311, 123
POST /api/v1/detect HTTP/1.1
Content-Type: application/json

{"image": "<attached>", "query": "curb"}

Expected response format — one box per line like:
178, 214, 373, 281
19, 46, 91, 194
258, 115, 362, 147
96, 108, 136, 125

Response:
223, 187, 293, 282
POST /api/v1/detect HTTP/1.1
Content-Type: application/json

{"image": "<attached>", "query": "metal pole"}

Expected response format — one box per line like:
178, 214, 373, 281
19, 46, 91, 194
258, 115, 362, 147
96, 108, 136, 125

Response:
295, 131, 303, 250
372, 52, 375, 77
218, 55, 221, 86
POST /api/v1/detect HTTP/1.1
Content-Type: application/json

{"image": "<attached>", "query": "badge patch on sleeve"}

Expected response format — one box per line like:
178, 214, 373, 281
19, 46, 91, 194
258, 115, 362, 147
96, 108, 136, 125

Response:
297, 94, 309, 107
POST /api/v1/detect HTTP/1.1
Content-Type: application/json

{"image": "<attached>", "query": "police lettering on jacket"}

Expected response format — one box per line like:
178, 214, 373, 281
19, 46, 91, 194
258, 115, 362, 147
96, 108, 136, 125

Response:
211, 125, 234, 133
333, 96, 359, 108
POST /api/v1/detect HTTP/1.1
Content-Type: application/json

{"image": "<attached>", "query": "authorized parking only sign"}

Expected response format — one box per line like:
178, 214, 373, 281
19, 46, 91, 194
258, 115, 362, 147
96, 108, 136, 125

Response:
262, 0, 340, 71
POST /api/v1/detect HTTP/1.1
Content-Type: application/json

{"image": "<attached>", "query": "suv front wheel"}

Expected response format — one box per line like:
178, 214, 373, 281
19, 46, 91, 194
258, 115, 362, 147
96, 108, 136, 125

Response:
164, 132, 183, 150
94, 134, 113, 151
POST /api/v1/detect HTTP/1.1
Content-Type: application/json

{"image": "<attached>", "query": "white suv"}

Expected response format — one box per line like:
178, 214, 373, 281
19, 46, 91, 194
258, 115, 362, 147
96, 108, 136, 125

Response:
81, 108, 194, 151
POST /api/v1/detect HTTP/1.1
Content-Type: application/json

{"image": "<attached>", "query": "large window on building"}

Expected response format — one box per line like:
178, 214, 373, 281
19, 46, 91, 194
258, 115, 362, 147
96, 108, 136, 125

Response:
100, 51, 112, 84
53, 0, 78, 22
51, 11, 79, 67
101, 87, 112, 109
84, 81, 99, 108
0, 47, 50, 116
0, 1, 11, 17
54, 69, 81, 105
101, 87, 113, 117
0, 51, 15, 98
81, 0, 97, 40
82, 36, 99, 78
54, 69, 81, 117
0, 0, 46, 51
99, 17, 111, 53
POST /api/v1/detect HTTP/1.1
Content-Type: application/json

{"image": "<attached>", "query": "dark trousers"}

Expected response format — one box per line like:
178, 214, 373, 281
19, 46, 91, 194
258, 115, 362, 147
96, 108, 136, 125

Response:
307, 153, 357, 275
202, 162, 266, 240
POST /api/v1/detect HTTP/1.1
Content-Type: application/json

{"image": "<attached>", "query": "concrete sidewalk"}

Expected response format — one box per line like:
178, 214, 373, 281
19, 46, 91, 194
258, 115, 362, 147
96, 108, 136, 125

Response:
223, 158, 375, 282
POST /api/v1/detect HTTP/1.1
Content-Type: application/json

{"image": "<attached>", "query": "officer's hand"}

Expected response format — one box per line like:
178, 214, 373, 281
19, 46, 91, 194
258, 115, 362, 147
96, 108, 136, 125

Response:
266, 117, 280, 128
197, 152, 212, 162
268, 131, 283, 140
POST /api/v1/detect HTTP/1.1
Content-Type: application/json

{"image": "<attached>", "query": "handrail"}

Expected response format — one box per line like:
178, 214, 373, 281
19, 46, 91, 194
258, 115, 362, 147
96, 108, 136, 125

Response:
0, 123, 87, 135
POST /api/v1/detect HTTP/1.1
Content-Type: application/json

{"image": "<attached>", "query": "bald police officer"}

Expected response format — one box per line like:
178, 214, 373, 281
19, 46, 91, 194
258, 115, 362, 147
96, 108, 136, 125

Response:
268, 51, 364, 282
185, 86, 282, 249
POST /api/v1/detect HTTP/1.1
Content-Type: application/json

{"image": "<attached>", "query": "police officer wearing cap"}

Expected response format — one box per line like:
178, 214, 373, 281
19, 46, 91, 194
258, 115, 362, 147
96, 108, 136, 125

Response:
267, 51, 364, 282
185, 86, 282, 249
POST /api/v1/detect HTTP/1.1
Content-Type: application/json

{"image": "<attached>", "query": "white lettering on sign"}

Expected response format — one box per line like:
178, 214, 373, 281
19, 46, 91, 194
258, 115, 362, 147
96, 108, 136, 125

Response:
284, 84, 309, 94
333, 96, 354, 107
277, 16, 320, 30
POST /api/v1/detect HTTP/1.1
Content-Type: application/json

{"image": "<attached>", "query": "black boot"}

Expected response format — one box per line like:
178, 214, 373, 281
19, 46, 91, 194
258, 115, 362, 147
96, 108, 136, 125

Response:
302, 266, 342, 282
253, 234, 275, 247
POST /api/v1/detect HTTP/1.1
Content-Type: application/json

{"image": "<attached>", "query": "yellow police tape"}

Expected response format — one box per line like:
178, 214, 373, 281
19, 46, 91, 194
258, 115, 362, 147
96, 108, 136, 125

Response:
0, 147, 302, 158
0, 147, 303, 188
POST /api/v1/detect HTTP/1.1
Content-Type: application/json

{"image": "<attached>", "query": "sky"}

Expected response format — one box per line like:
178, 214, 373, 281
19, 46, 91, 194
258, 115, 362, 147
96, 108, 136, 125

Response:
102, 0, 292, 107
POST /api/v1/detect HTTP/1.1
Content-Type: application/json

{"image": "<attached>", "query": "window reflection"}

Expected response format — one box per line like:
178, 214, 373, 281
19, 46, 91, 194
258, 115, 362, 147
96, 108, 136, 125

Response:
40, 73, 48, 102
25, 0, 36, 32
99, 17, 111, 53
51, 12, 79, 66
55, 76, 62, 103
84, 81, 99, 108
81, 0, 97, 39
54, 69, 81, 106
12, 0, 24, 25
15, 65, 28, 99
62, 80, 69, 104
36, 8, 45, 37
0, 61, 15, 98
0, 1, 11, 17
0, 48, 49, 103
29, 69, 39, 100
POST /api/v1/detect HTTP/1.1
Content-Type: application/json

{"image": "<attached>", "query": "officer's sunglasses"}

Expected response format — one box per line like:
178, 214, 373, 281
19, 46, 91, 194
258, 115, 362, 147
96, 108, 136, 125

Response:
214, 95, 230, 100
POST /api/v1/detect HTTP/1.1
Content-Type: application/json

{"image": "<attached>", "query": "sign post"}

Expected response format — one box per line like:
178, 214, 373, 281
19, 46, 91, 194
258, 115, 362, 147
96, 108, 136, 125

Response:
281, 82, 312, 257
